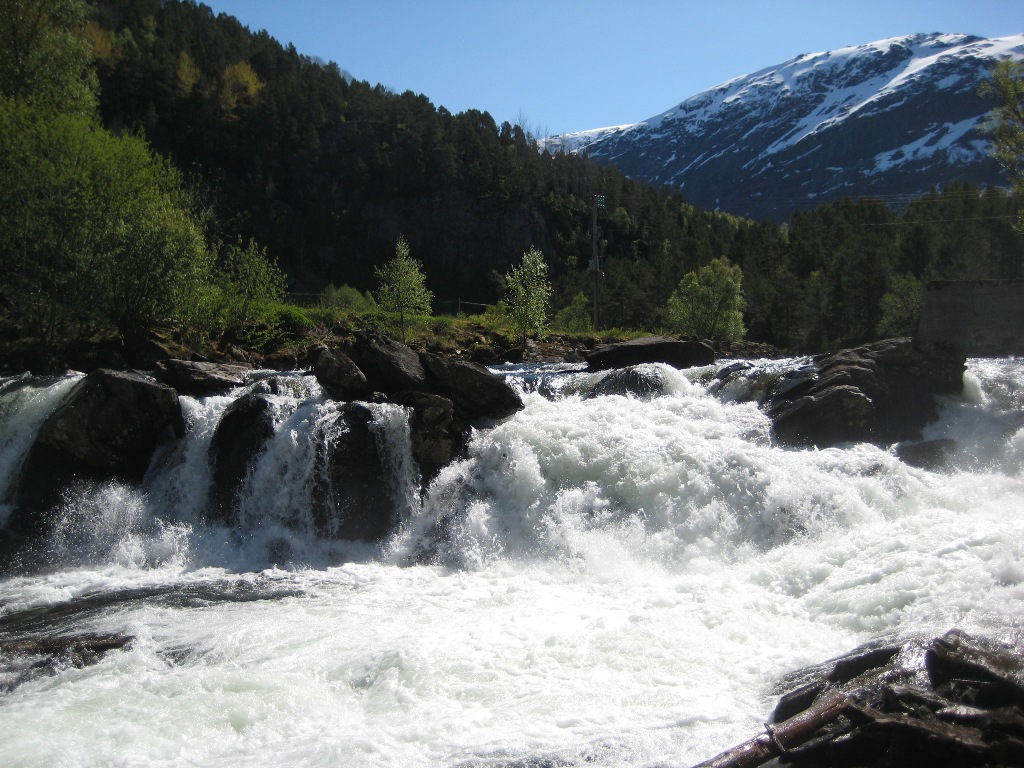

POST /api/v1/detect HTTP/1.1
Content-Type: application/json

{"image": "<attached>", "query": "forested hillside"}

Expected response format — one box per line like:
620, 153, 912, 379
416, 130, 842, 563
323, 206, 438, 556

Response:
1, 0, 1021, 373
85, 0, 1022, 349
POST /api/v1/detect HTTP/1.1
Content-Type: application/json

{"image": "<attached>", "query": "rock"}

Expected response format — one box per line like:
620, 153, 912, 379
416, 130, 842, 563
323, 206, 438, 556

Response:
767, 338, 965, 448
699, 630, 1024, 768
9, 369, 184, 537
588, 366, 666, 399
315, 403, 394, 541
310, 344, 368, 401
153, 359, 250, 396
207, 393, 277, 525
420, 352, 524, 421
391, 391, 464, 483
348, 331, 426, 394
585, 336, 715, 371
896, 438, 958, 470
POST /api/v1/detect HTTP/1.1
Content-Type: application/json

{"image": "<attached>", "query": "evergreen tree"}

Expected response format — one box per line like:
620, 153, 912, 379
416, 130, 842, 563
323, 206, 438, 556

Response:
982, 60, 1024, 232
374, 235, 432, 342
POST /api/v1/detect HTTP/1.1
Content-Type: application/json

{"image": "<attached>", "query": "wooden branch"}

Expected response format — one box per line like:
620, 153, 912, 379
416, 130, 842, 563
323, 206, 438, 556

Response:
691, 691, 852, 768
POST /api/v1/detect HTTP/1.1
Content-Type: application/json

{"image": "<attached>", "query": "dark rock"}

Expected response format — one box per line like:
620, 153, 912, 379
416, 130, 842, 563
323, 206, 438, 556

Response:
701, 630, 1024, 768
153, 359, 251, 396
391, 390, 465, 483
0, 632, 134, 694
9, 369, 184, 537
348, 331, 426, 393
420, 352, 524, 421
585, 336, 715, 371
207, 393, 277, 525
310, 344, 369, 401
315, 402, 394, 541
896, 438, 958, 470
767, 338, 966, 449
588, 366, 666, 399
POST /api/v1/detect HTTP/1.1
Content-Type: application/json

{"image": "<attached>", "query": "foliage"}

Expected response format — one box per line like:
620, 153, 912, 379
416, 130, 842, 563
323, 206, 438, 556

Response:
0, 0, 97, 115
214, 239, 287, 339
666, 257, 746, 342
982, 60, 1024, 232
320, 283, 376, 313
876, 274, 924, 338
553, 291, 593, 334
505, 246, 552, 349
0, 97, 213, 355
374, 236, 433, 342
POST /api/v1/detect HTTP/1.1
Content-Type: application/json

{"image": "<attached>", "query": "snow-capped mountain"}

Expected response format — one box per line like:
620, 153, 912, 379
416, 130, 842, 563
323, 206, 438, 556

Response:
546, 33, 1024, 221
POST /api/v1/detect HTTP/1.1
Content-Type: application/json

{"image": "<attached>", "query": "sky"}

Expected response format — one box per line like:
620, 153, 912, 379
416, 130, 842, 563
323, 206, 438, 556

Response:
201, 0, 1022, 136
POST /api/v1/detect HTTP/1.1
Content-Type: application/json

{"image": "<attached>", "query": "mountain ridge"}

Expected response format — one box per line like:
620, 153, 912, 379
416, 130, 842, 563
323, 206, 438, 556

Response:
546, 33, 1024, 221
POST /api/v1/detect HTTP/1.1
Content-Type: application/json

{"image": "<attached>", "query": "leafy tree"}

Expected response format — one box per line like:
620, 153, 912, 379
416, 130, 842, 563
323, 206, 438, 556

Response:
0, 98, 213, 356
553, 291, 592, 334
215, 239, 287, 339
320, 283, 376, 313
374, 235, 432, 342
0, 0, 97, 115
505, 246, 552, 350
665, 256, 746, 341
982, 60, 1024, 232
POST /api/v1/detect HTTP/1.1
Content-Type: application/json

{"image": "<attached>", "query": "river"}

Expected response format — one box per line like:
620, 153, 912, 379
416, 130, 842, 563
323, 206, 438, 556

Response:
0, 358, 1022, 767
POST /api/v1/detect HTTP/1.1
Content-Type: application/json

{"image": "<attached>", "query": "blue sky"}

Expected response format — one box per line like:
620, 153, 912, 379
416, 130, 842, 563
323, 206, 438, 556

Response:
202, 1, 1022, 135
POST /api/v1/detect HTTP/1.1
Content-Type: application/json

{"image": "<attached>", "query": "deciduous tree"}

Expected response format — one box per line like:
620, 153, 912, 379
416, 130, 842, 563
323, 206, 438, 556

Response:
665, 257, 746, 342
505, 246, 552, 350
374, 235, 432, 342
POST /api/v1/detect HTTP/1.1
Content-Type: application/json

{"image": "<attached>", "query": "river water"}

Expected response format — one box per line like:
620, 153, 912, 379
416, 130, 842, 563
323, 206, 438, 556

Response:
0, 358, 1022, 767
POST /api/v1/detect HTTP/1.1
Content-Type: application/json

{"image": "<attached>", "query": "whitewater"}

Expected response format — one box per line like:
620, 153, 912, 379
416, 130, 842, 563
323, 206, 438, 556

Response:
0, 358, 1022, 767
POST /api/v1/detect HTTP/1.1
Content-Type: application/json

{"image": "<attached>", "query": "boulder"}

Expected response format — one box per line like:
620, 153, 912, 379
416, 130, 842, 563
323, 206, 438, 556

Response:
767, 338, 965, 449
207, 393, 277, 525
153, 359, 250, 396
348, 331, 426, 393
588, 366, 667, 399
585, 336, 714, 371
315, 403, 394, 541
10, 369, 184, 537
896, 438, 958, 470
420, 352, 524, 421
310, 344, 368, 401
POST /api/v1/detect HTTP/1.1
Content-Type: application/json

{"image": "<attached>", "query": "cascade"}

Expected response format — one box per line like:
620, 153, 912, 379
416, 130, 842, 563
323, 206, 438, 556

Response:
0, 358, 1022, 767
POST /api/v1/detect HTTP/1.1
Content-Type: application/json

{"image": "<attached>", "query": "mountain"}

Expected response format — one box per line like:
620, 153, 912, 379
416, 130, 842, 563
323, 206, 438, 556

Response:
546, 33, 1024, 221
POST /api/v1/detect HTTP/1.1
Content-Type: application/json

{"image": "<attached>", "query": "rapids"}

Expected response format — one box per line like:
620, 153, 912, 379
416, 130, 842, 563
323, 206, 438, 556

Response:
0, 358, 1022, 767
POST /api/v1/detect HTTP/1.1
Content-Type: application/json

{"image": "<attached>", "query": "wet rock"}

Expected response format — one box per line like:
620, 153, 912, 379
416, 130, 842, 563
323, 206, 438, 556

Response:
585, 336, 715, 372
588, 366, 666, 399
310, 344, 368, 401
154, 359, 250, 396
420, 352, 524, 422
767, 338, 966, 448
391, 391, 464, 484
697, 630, 1024, 768
208, 393, 277, 525
10, 369, 184, 537
316, 403, 394, 541
0, 633, 134, 694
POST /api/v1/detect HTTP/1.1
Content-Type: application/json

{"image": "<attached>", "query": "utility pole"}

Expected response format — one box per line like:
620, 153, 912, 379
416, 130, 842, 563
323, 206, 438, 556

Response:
591, 193, 605, 330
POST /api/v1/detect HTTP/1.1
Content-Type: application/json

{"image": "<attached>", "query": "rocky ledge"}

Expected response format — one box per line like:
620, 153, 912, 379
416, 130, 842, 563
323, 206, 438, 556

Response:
696, 629, 1024, 768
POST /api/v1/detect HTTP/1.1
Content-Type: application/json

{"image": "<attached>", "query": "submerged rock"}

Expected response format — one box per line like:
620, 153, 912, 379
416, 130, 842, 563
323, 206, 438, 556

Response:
588, 366, 666, 399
